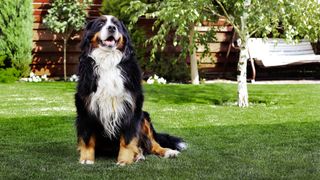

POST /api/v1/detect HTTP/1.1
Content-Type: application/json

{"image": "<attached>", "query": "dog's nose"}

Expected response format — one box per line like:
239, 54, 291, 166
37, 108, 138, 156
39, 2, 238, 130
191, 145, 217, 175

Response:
108, 25, 116, 33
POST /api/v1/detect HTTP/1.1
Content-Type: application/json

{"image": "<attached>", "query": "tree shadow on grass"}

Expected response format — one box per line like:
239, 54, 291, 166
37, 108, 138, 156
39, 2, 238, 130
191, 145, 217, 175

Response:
145, 84, 237, 105
144, 84, 282, 106
0, 115, 123, 166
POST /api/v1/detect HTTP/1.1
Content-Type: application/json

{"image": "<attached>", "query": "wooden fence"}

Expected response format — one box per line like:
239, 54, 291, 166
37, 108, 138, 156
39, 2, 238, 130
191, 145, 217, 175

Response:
196, 19, 239, 79
32, 0, 101, 77
32, 0, 238, 78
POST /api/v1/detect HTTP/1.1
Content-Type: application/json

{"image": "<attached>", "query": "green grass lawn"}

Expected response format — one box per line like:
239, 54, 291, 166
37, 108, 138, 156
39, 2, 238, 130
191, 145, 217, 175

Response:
0, 82, 319, 179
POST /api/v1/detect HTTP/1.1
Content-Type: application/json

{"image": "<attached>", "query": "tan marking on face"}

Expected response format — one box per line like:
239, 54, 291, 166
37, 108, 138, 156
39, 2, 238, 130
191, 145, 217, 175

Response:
91, 32, 100, 48
116, 35, 125, 51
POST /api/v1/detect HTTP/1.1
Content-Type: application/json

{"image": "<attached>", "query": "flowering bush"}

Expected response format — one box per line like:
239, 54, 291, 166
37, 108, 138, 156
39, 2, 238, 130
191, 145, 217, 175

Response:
20, 72, 48, 82
69, 74, 79, 82
146, 74, 167, 84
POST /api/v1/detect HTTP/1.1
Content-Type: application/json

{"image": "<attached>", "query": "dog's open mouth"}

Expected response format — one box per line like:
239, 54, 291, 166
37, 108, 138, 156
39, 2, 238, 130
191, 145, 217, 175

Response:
101, 36, 117, 47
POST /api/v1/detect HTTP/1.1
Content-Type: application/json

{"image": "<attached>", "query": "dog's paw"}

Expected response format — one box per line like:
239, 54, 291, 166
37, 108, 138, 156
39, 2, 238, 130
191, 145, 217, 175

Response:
134, 153, 145, 162
116, 160, 132, 166
80, 159, 95, 165
164, 149, 180, 158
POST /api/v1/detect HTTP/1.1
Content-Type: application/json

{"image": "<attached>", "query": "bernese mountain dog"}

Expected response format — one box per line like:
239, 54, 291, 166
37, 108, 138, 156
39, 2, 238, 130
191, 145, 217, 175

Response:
75, 15, 186, 165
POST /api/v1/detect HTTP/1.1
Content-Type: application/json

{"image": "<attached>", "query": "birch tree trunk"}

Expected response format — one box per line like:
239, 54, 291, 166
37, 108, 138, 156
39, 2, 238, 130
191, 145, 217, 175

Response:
63, 38, 67, 81
237, 41, 249, 107
237, 0, 250, 107
189, 25, 199, 85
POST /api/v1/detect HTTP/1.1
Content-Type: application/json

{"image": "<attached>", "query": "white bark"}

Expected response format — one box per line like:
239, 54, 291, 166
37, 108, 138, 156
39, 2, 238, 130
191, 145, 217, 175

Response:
189, 26, 199, 85
237, 44, 249, 107
63, 38, 67, 81
237, 1, 250, 107
190, 48, 199, 85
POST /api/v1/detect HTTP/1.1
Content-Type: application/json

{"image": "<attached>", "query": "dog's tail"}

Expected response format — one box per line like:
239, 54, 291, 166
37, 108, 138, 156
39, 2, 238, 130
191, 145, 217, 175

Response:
143, 111, 187, 151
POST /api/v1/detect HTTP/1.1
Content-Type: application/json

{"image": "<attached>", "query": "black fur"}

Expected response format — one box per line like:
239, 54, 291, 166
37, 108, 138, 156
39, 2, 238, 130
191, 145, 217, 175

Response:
75, 16, 184, 157
142, 112, 184, 151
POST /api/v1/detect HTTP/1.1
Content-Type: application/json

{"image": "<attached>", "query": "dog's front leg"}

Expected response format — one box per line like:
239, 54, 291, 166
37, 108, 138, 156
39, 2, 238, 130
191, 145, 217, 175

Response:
117, 135, 141, 166
78, 135, 96, 164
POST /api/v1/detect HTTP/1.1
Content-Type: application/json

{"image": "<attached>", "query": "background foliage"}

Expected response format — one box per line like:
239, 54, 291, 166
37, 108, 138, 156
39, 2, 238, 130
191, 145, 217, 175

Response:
0, 0, 33, 82
43, 0, 89, 34
128, 0, 320, 58
101, 0, 189, 82
43, 0, 91, 81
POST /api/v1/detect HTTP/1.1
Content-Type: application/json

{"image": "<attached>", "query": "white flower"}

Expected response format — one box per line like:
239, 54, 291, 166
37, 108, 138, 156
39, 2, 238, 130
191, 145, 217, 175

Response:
29, 72, 35, 78
146, 78, 154, 84
158, 77, 167, 84
41, 74, 48, 81
154, 74, 159, 80
146, 74, 167, 84
69, 74, 79, 82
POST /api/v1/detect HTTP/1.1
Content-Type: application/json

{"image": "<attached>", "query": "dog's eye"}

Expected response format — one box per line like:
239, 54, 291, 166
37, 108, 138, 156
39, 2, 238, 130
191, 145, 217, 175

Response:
98, 22, 104, 27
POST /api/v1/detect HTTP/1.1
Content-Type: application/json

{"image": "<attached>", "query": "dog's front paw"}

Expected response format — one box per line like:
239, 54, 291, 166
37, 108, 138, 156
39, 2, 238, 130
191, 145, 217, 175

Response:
80, 159, 95, 165
116, 160, 133, 166
134, 152, 145, 162
164, 149, 180, 158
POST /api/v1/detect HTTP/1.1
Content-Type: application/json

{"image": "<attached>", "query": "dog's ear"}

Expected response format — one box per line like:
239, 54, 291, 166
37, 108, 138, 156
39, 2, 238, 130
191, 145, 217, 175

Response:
119, 21, 134, 58
80, 19, 96, 53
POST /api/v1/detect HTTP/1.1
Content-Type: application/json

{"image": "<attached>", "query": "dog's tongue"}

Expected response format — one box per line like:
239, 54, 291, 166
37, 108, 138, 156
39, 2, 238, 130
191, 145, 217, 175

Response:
104, 39, 115, 47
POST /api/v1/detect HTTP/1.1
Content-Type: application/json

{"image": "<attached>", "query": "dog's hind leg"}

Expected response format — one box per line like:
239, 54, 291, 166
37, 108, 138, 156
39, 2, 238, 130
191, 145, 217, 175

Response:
141, 119, 180, 158
78, 135, 96, 164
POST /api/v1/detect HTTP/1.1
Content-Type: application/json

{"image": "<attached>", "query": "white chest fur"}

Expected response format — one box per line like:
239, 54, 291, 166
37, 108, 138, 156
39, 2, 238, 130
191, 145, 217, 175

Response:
88, 48, 134, 138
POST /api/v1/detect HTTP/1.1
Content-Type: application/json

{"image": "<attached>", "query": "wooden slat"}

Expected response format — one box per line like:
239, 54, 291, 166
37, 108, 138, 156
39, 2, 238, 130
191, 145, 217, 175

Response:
198, 64, 237, 71
195, 26, 233, 32
197, 43, 238, 53
197, 32, 232, 43
33, 9, 47, 16
32, 52, 80, 64
33, 30, 82, 41
33, 23, 47, 30
30, 64, 78, 76
197, 52, 239, 64
33, 0, 50, 3
32, 41, 81, 53
202, 17, 229, 26
34, 15, 42, 23
33, 2, 50, 9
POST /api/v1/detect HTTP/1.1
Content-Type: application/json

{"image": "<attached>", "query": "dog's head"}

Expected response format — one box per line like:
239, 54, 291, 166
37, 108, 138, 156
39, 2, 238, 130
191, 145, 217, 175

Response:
80, 15, 133, 56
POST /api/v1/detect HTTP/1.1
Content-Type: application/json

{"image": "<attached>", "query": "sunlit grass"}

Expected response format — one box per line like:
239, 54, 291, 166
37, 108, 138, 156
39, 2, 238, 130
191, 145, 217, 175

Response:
0, 82, 319, 179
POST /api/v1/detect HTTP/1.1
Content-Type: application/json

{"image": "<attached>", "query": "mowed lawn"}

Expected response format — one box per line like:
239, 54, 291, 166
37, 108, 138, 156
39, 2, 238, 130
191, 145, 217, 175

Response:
0, 82, 319, 179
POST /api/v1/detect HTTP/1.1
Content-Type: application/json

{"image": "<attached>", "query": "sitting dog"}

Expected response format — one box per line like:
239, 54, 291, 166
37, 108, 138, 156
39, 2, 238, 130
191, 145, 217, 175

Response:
75, 15, 186, 165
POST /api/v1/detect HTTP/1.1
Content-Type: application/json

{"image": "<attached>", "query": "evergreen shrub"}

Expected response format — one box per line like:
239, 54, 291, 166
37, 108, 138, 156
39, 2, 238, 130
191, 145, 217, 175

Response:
0, 0, 33, 82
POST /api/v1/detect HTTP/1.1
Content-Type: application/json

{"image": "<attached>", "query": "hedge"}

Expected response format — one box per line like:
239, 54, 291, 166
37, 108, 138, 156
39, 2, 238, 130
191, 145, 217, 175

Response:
0, 0, 33, 82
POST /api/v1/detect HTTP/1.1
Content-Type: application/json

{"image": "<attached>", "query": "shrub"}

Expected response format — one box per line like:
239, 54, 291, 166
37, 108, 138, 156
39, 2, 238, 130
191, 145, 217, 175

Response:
0, 0, 33, 79
0, 68, 20, 83
142, 52, 190, 82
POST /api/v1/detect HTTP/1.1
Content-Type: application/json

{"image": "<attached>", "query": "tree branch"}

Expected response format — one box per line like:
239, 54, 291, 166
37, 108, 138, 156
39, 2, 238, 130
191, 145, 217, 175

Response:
203, 6, 223, 17
213, 0, 242, 39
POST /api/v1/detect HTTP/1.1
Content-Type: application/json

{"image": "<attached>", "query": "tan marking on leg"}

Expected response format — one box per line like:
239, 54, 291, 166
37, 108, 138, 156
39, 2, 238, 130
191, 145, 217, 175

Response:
142, 119, 173, 157
78, 135, 96, 164
117, 135, 141, 166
